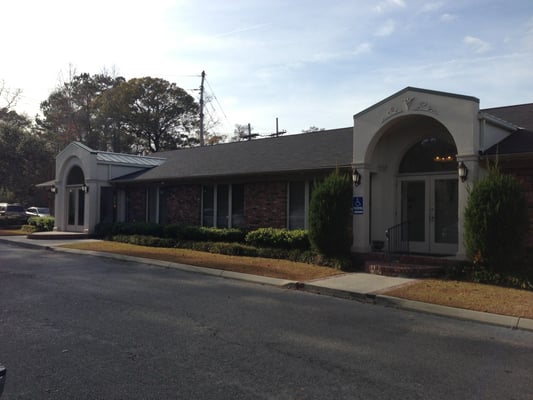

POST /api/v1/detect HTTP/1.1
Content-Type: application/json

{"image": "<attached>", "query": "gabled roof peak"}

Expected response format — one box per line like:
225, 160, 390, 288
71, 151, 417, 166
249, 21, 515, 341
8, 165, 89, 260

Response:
354, 87, 480, 119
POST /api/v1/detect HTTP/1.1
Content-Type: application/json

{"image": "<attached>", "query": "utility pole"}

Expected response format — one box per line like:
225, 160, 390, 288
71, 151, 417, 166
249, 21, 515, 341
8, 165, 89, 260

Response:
199, 70, 205, 146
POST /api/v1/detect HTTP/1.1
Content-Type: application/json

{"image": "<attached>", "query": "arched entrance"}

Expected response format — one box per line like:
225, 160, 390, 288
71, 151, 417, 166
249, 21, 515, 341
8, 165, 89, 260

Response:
397, 136, 458, 254
65, 166, 86, 232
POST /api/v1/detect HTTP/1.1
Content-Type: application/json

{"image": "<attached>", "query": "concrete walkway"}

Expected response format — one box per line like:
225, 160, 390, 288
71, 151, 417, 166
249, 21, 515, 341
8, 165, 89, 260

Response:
1, 234, 532, 332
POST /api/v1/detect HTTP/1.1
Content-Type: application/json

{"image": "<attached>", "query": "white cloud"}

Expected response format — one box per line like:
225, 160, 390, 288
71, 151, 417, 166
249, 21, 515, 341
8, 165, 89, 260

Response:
441, 13, 457, 22
421, 2, 444, 13
374, 0, 406, 13
464, 36, 491, 53
376, 20, 396, 37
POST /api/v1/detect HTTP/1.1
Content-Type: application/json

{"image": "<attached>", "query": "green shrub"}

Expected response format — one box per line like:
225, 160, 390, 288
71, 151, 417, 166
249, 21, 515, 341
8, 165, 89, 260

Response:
184, 226, 246, 243
308, 170, 352, 256
27, 216, 55, 232
21, 224, 37, 233
245, 228, 310, 250
95, 222, 246, 242
112, 234, 176, 248
464, 167, 529, 273
107, 234, 352, 270
94, 222, 164, 238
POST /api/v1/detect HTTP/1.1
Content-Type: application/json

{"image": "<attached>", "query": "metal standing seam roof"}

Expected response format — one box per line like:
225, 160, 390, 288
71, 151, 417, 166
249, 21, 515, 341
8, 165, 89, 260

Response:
114, 127, 353, 183
96, 152, 166, 167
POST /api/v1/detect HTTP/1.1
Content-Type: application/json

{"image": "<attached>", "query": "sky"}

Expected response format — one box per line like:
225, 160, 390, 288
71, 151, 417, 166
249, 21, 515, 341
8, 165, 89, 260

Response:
2, 0, 533, 137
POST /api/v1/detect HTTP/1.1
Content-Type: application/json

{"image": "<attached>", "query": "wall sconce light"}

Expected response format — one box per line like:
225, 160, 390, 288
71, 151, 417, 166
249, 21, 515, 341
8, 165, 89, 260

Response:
458, 161, 468, 182
50, 186, 57, 194
352, 168, 361, 187
81, 184, 89, 193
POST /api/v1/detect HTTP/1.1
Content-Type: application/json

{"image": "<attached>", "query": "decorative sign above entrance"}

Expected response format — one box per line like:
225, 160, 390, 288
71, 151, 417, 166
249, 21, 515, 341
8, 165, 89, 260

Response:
382, 97, 438, 123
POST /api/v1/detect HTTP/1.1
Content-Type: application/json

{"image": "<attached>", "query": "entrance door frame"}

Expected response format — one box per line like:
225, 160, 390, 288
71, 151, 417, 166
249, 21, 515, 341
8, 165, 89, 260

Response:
397, 173, 458, 255
66, 186, 86, 232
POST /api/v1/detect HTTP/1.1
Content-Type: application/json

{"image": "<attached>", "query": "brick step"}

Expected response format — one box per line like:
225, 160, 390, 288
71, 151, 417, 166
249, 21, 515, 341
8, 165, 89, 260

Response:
364, 261, 444, 278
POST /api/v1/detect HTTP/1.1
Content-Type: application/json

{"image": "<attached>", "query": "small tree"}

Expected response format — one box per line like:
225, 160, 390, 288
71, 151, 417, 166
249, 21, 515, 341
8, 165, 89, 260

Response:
308, 170, 352, 256
464, 166, 529, 272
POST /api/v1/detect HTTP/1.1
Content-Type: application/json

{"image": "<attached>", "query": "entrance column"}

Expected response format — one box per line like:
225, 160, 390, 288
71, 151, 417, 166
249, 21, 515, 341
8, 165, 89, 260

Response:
352, 164, 371, 253
80, 179, 101, 234
456, 154, 479, 259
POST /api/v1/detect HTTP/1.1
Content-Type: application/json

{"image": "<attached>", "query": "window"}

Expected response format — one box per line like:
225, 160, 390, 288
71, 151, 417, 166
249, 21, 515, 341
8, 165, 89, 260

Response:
202, 185, 215, 227
288, 181, 306, 229
399, 137, 457, 173
202, 184, 245, 228
100, 187, 116, 223
146, 187, 158, 223
216, 184, 229, 227
231, 184, 245, 228
288, 181, 314, 230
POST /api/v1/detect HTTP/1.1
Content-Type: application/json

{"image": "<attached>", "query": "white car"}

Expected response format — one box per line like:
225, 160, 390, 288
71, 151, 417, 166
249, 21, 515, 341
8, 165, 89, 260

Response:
26, 207, 51, 219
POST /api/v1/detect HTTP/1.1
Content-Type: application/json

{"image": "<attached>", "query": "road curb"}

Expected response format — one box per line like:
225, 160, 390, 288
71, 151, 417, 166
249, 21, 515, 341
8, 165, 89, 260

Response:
375, 295, 533, 332
53, 246, 297, 288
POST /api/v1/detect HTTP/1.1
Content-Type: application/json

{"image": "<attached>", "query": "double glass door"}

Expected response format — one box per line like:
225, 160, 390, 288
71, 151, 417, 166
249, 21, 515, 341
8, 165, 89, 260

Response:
67, 187, 85, 232
399, 175, 458, 254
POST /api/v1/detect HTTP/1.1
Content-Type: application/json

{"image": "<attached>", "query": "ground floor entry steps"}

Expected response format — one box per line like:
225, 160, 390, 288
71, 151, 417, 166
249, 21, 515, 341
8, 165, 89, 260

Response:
357, 253, 461, 278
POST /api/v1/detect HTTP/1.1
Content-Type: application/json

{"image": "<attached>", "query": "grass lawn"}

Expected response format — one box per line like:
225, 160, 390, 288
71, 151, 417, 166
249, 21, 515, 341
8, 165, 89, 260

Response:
60, 241, 343, 281
383, 279, 533, 319
0, 228, 26, 236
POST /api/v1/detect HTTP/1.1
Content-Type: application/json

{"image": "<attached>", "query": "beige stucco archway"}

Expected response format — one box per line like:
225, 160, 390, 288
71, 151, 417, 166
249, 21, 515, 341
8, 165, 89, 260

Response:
52, 142, 165, 234
351, 87, 482, 258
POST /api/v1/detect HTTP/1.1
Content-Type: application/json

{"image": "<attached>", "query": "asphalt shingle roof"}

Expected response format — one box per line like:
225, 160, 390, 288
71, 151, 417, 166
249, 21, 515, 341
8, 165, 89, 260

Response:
482, 103, 533, 155
115, 127, 353, 183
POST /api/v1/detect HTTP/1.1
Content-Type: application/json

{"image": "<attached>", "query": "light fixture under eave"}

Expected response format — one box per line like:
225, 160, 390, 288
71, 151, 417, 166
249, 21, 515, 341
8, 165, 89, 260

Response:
50, 186, 57, 194
434, 155, 455, 163
352, 168, 361, 187
458, 161, 468, 182
81, 184, 89, 193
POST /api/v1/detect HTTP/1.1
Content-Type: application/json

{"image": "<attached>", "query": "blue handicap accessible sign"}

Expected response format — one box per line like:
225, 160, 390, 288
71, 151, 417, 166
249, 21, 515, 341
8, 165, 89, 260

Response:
353, 196, 363, 215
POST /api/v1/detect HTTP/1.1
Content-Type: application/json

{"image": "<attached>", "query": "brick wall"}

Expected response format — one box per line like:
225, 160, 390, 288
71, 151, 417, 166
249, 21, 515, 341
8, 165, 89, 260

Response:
161, 185, 201, 225
244, 182, 287, 229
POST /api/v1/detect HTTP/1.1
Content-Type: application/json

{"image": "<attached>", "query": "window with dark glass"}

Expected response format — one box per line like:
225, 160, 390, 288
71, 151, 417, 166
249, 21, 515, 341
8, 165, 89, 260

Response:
203, 184, 245, 228
202, 185, 215, 227
288, 181, 306, 230
147, 187, 158, 223
399, 137, 457, 173
231, 184, 245, 228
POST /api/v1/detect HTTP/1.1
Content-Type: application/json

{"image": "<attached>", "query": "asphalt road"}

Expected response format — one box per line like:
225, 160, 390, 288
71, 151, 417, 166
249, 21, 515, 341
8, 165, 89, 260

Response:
0, 242, 532, 400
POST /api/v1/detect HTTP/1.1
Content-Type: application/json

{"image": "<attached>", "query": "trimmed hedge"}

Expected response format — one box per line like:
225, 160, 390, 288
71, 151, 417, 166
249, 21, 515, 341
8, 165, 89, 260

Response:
94, 222, 246, 243
244, 228, 310, 250
109, 234, 351, 270
95, 223, 351, 270
26, 216, 55, 232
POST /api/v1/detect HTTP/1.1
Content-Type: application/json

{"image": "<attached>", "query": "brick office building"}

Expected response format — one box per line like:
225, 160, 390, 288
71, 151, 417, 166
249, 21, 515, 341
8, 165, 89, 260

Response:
48, 87, 533, 258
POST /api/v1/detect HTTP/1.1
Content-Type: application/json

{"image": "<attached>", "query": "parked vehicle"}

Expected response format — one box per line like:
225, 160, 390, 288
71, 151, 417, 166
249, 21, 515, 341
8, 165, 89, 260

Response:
0, 203, 27, 224
26, 207, 51, 219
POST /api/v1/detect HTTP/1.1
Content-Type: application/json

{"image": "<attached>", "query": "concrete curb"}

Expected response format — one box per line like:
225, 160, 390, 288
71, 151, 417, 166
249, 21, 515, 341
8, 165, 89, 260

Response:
287, 282, 533, 332
375, 295, 533, 331
53, 246, 297, 288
